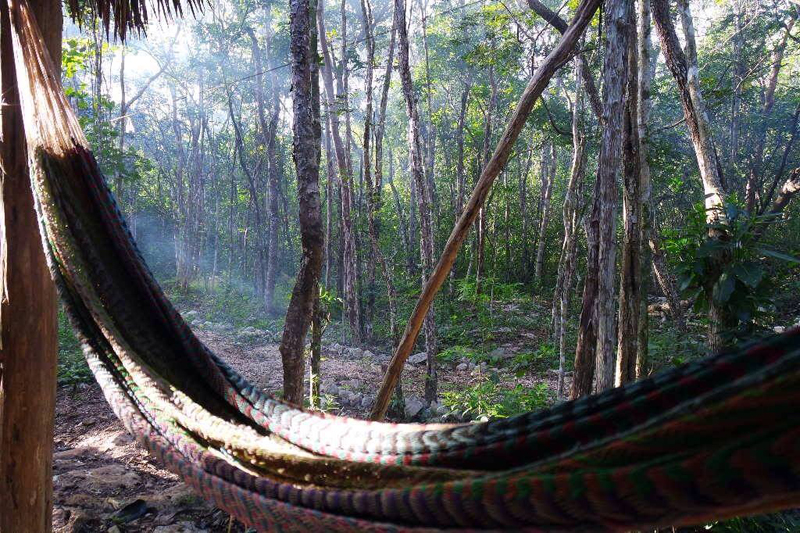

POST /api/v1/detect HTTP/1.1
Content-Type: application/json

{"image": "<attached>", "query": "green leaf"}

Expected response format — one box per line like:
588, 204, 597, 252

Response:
758, 247, 800, 264
713, 272, 735, 304
731, 262, 763, 288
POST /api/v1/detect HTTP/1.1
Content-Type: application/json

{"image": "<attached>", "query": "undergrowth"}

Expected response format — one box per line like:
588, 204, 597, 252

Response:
57, 307, 92, 385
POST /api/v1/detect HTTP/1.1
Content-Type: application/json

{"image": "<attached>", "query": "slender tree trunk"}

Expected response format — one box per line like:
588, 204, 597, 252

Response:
309, 293, 323, 409
0, 0, 60, 529
534, 141, 555, 285
635, 0, 657, 376
280, 0, 323, 405
372, 8, 399, 343
652, 0, 730, 350
394, 0, 438, 402
317, 2, 361, 344
318, 2, 361, 343
554, 54, 587, 399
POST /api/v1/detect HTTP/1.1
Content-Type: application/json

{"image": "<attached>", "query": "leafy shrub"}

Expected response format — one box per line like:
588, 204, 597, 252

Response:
666, 201, 799, 343
442, 377, 552, 420
510, 343, 558, 376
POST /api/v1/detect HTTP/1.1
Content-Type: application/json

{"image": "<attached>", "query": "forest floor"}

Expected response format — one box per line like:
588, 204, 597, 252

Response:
51, 288, 799, 532
51, 296, 568, 532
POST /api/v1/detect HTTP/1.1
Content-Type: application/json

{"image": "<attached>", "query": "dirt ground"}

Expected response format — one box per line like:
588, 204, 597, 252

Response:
52, 327, 561, 532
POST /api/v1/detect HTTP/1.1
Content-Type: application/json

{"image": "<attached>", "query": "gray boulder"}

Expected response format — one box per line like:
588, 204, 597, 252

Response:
408, 352, 428, 365
404, 396, 425, 419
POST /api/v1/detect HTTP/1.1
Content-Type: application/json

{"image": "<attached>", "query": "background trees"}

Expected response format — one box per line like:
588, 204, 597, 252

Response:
62, 0, 800, 408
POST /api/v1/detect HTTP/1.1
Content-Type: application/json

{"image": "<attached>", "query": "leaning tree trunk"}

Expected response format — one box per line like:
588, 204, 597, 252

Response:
652, 0, 729, 350
280, 0, 323, 405
371, 0, 603, 420
394, 0, 438, 403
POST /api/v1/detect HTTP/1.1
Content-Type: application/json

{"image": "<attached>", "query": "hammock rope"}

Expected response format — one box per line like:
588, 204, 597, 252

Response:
6, 0, 800, 529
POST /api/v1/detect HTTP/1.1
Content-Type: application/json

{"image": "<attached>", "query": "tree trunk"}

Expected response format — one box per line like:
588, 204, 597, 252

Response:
534, 141, 555, 285
0, 0, 60, 529
554, 53, 587, 399
636, 0, 660, 376
616, 3, 641, 387
393, 0, 438, 403
371, 7, 399, 343
371, 0, 603, 420
280, 0, 323, 405
318, 1, 361, 344
652, 0, 729, 350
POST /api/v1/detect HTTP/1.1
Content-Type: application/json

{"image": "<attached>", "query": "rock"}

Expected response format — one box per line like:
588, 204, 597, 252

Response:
405, 396, 425, 419
346, 347, 364, 359
153, 523, 208, 533
341, 379, 362, 390
488, 347, 511, 360
183, 310, 199, 319
774, 325, 786, 334
360, 396, 373, 409
480, 362, 488, 371
321, 383, 339, 396
362, 349, 375, 359
456, 362, 468, 372
408, 352, 428, 365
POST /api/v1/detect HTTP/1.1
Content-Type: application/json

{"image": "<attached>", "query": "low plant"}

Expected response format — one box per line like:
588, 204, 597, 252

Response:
441, 376, 553, 420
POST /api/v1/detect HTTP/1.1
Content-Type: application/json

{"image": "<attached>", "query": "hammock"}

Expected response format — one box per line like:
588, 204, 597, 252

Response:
7, 0, 800, 530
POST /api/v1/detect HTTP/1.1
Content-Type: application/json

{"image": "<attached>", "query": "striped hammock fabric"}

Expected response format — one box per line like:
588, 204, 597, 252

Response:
6, 0, 800, 529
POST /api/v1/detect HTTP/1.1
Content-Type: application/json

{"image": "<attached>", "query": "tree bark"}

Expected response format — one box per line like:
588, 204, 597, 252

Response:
534, 141, 555, 285
616, 3, 641, 387
592, 0, 630, 394
0, 0, 60, 529
393, 0, 438, 402
371, 0, 603, 420
280, 0, 323, 405
318, 1, 361, 344
554, 54, 587, 399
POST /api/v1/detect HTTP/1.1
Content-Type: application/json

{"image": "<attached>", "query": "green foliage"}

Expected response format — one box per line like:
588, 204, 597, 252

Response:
57, 308, 92, 386
667, 202, 799, 342
442, 377, 552, 420
702, 510, 800, 532
510, 343, 558, 376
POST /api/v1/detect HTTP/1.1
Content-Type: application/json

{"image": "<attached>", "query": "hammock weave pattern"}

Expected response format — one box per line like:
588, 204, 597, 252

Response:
7, 0, 800, 529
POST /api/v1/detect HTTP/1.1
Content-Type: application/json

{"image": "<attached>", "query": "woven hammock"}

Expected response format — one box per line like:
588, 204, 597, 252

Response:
6, 0, 800, 530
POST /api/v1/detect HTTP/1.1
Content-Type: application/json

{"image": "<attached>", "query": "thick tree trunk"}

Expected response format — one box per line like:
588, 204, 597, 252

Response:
616, 4, 641, 387
280, 0, 323, 405
579, 0, 630, 395
0, 0, 60, 529
371, 0, 603, 420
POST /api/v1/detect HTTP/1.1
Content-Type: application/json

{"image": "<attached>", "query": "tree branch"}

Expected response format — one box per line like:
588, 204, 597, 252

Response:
526, 0, 603, 121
